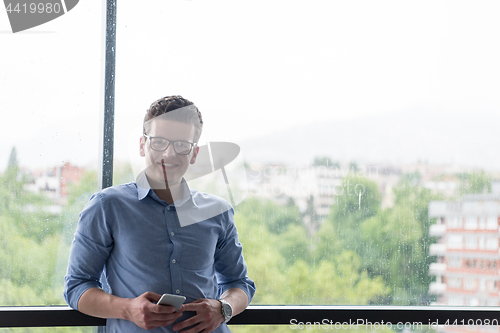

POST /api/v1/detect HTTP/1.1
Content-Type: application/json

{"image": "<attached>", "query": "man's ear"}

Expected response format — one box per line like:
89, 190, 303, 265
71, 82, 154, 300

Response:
139, 136, 146, 157
190, 146, 199, 164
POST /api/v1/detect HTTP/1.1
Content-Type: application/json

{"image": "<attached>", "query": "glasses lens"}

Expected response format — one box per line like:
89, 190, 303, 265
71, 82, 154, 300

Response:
174, 141, 192, 155
150, 138, 168, 151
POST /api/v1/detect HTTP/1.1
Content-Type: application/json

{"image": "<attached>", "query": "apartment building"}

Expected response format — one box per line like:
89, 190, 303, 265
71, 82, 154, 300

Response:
429, 182, 500, 308
24, 162, 85, 205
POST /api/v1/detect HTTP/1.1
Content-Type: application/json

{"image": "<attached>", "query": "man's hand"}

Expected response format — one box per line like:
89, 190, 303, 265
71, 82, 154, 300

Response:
123, 291, 183, 330
172, 298, 224, 333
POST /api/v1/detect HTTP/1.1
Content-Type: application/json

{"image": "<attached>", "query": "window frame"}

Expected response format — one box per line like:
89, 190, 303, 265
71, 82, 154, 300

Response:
2, 306, 500, 327
1, 0, 500, 329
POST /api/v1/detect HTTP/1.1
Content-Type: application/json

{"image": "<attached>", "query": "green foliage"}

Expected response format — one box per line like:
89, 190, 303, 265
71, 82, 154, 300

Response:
0, 166, 97, 310
7, 147, 19, 169
324, 173, 436, 305
1, 166, 62, 243
328, 175, 381, 251
65, 170, 97, 206
235, 197, 389, 307
237, 197, 302, 234
0, 155, 442, 331
458, 171, 492, 195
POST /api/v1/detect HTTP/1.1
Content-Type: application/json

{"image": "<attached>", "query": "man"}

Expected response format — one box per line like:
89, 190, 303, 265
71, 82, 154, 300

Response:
64, 96, 255, 332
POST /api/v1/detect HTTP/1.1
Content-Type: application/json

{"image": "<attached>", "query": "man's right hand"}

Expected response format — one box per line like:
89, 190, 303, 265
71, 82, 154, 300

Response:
78, 288, 183, 330
123, 291, 183, 330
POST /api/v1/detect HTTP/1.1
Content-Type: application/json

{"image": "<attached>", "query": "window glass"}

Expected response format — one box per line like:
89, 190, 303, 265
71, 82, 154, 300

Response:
479, 217, 486, 230
0, 2, 102, 306
448, 216, 462, 229
465, 217, 478, 230
447, 256, 461, 268
465, 236, 477, 250
486, 216, 497, 230
113, 0, 500, 310
448, 236, 463, 250
448, 277, 462, 289
486, 237, 498, 250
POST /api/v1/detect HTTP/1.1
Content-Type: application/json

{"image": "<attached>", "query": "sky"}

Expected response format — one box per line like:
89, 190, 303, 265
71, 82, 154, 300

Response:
1, 0, 499, 173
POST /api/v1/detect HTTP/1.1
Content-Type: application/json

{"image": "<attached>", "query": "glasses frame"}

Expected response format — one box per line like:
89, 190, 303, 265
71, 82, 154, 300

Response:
143, 134, 197, 155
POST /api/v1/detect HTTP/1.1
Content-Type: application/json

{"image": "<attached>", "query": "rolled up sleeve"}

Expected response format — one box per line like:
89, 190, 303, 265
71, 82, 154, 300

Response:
64, 193, 113, 310
214, 208, 256, 304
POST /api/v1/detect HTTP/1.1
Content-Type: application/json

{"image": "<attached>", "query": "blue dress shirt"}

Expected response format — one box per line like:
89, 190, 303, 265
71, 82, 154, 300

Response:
64, 176, 255, 332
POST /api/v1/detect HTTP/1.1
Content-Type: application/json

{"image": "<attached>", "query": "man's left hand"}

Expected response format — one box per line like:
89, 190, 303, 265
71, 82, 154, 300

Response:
172, 298, 223, 333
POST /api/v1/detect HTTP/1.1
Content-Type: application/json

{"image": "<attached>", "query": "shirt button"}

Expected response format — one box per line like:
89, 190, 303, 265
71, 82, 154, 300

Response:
167, 206, 170, 211
172, 259, 176, 264
176, 290, 180, 294
171, 232, 175, 236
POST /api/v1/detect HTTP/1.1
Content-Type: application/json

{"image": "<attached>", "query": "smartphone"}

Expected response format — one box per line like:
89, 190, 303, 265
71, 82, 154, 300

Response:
157, 293, 186, 311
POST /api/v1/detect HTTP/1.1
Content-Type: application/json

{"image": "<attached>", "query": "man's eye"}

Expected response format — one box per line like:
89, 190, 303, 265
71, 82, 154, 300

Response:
151, 139, 167, 149
175, 142, 189, 149
155, 139, 167, 145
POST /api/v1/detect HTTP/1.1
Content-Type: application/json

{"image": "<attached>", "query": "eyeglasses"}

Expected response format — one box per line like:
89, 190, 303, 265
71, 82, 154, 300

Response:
144, 135, 196, 155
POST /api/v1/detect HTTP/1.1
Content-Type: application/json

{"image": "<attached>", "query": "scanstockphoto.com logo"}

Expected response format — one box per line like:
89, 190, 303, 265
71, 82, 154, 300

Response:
3, 0, 79, 33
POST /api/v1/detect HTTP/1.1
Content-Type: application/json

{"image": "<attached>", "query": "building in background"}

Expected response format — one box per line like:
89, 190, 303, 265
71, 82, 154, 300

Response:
429, 181, 500, 308
24, 162, 85, 207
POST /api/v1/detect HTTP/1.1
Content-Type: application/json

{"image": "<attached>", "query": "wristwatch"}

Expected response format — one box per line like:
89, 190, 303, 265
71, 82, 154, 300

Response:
219, 299, 233, 323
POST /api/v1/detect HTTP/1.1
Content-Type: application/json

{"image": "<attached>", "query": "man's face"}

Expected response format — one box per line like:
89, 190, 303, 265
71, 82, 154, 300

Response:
140, 118, 198, 188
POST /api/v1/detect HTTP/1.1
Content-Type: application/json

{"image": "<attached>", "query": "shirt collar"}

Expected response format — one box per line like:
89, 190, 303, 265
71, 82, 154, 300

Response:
135, 170, 198, 208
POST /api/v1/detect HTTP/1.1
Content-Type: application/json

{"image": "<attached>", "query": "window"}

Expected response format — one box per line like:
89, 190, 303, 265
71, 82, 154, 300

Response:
464, 279, 476, 290
112, 0, 500, 311
486, 237, 498, 250
466, 297, 480, 306
465, 259, 477, 268
0, 1, 102, 308
448, 277, 462, 289
478, 237, 486, 250
447, 256, 462, 268
448, 296, 464, 306
479, 217, 486, 230
479, 278, 486, 291
486, 216, 498, 230
465, 216, 478, 230
465, 236, 477, 250
448, 236, 463, 249
2, 0, 500, 330
448, 216, 462, 229
486, 280, 496, 292
486, 299, 498, 306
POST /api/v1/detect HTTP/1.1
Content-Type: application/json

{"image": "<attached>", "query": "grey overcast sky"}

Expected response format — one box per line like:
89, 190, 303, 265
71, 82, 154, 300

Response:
1, 1, 499, 172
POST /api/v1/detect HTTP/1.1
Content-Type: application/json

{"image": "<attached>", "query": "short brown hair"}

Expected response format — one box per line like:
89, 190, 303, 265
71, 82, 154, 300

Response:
143, 95, 203, 143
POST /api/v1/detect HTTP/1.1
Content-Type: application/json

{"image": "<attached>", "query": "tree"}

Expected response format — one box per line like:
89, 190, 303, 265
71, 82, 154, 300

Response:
319, 173, 436, 305
302, 195, 319, 235
458, 171, 492, 195
7, 146, 18, 169
237, 197, 302, 235
359, 176, 436, 305
0, 166, 69, 308
326, 175, 381, 253
235, 196, 389, 307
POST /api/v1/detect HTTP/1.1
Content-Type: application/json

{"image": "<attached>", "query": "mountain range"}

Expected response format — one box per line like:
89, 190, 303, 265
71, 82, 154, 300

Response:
239, 109, 500, 171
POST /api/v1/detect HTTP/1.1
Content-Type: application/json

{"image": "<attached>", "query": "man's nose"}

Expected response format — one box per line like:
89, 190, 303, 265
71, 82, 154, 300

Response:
162, 144, 176, 157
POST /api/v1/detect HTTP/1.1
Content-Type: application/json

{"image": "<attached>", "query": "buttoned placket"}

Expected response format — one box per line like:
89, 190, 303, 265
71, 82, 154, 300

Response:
165, 203, 183, 296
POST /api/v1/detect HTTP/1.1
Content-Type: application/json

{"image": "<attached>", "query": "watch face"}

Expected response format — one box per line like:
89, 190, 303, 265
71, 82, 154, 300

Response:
223, 302, 233, 317
220, 299, 233, 322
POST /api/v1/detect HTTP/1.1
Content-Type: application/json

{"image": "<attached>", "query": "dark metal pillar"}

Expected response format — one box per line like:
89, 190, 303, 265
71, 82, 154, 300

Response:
98, 0, 116, 191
